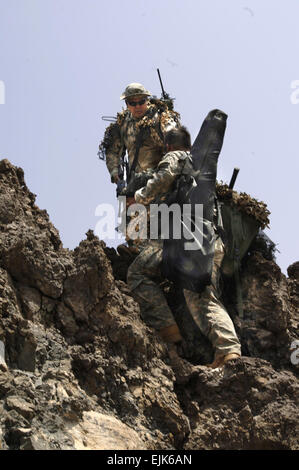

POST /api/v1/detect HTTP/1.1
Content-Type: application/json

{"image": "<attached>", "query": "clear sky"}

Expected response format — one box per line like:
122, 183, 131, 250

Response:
0, 0, 298, 274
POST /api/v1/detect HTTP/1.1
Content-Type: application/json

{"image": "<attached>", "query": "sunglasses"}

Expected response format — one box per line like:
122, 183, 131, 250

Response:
126, 98, 147, 107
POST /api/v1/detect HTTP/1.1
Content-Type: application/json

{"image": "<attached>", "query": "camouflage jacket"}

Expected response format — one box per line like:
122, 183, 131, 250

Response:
135, 150, 193, 206
126, 150, 194, 245
102, 100, 180, 181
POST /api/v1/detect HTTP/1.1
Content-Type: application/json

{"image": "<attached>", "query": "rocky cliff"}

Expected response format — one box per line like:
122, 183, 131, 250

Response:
0, 159, 298, 450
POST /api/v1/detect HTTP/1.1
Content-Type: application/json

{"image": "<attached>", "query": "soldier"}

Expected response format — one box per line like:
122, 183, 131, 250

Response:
127, 126, 241, 375
102, 82, 180, 183
99, 82, 180, 255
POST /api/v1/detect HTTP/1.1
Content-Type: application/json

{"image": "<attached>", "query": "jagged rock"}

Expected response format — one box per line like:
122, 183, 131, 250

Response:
182, 358, 299, 450
287, 261, 299, 340
239, 252, 297, 369
0, 159, 298, 450
288, 261, 299, 279
0, 160, 67, 298
65, 411, 147, 450
6, 396, 35, 420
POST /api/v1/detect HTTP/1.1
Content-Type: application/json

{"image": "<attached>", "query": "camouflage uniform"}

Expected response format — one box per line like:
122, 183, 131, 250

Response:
127, 150, 241, 359
183, 238, 241, 359
104, 102, 180, 182
127, 238, 174, 330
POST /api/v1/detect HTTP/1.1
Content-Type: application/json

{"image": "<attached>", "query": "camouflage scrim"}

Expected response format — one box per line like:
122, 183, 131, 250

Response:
216, 183, 270, 229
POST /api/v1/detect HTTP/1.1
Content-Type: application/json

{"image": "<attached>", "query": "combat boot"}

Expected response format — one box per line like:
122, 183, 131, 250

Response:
207, 352, 241, 369
158, 324, 183, 344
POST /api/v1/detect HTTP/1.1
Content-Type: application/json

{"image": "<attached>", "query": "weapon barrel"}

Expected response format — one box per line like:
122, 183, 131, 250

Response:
229, 167, 240, 190
157, 68, 166, 98
101, 116, 117, 122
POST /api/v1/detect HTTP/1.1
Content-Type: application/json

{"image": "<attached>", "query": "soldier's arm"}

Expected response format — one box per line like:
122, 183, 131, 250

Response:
101, 122, 123, 183
135, 153, 182, 205
106, 139, 122, 183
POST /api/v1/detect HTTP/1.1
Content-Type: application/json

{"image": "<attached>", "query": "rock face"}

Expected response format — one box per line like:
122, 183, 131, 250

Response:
0, 159, 298, 450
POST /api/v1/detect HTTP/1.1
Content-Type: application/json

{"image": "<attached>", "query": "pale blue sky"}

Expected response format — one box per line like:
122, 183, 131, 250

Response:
0, 0, 298, 274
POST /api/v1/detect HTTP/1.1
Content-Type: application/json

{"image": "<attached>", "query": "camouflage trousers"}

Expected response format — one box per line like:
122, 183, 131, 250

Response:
127, 238, 241, 359
127, 240, 176, 331
183, 238, 241, 360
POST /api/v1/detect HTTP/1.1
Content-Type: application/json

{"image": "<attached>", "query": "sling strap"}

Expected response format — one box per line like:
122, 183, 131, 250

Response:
127, 127, 146, 183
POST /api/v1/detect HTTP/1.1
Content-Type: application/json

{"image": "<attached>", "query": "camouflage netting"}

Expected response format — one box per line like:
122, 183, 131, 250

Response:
216, 182, 270, 229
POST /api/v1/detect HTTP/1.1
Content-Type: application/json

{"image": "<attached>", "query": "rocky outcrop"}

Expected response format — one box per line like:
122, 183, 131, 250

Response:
0, 159, 298, 450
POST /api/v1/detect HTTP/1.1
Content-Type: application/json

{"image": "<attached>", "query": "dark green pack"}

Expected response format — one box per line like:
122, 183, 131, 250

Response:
215, 185, 270, 317
219, 202, 261, 278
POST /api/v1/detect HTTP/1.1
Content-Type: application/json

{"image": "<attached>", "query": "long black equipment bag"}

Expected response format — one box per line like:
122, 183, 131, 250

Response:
161, 109, 227, 292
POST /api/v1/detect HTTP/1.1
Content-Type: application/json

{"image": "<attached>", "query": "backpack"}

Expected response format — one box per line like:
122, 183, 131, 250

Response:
219, 202, 261, 278
162, 109, 227, 292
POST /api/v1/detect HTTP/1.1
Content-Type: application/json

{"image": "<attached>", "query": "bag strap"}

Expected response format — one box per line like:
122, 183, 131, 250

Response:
117, 120, 127, 180
127, 127, 146, 183
128, 105, 164, 182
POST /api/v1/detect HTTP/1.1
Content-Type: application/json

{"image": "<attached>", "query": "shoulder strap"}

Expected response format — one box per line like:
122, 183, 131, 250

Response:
181, 153, 200, 179
117, 121, 127, 179
127, 127, 146, 182
157, 112, 165, 141
127, 106, 160, 182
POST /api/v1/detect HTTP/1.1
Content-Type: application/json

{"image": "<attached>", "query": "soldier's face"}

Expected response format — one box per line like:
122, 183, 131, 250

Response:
126, 96, 149, 119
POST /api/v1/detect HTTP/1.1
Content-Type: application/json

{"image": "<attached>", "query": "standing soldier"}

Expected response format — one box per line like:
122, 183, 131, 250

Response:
101, 82, 180, 183
99, 82, 180, 255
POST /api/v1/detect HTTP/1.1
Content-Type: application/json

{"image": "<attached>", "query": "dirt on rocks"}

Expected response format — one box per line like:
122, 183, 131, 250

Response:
0, 159, 298, 450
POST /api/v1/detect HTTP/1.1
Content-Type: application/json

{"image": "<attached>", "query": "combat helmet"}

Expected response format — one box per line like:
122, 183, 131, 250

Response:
120, 83, 151, 100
